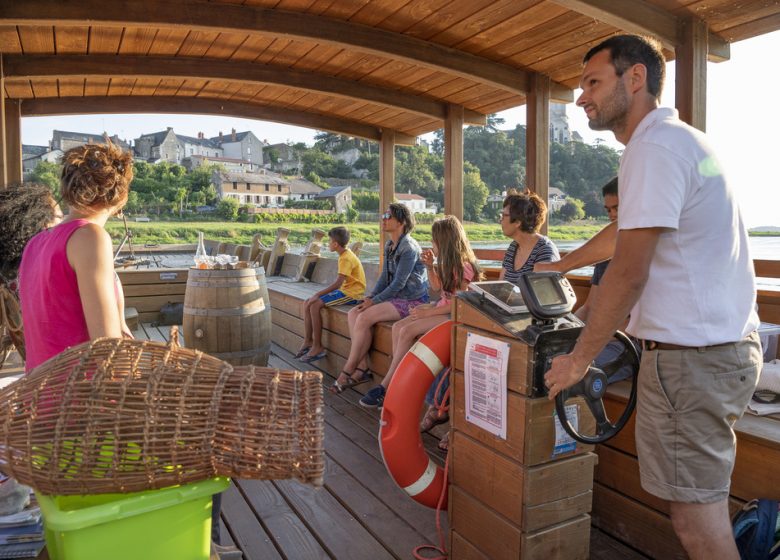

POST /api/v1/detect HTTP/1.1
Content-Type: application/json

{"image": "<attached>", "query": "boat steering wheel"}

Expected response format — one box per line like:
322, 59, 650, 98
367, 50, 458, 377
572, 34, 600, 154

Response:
553, 331, 641, 444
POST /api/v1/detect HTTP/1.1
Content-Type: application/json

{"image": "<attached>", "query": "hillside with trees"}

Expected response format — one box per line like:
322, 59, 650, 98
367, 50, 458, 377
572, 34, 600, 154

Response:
29, 116, 620, 222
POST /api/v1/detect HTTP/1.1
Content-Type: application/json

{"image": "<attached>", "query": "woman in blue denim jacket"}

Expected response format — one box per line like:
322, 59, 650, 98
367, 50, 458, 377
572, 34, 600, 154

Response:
331, 203, 429, 393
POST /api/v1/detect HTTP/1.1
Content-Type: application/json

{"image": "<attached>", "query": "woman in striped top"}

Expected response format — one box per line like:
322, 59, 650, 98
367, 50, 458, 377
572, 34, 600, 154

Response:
499, 189, 560, 285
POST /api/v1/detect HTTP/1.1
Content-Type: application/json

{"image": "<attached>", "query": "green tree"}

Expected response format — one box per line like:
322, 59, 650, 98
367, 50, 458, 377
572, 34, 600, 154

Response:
266, 147, 280, 164
395, 144, 443, 205
352, 190, 379, 211
29, 161, 62, 199
345, 204, 359, 223
217, 197, 240, 221
463, 163, 489, 221
557, 198, 586, 222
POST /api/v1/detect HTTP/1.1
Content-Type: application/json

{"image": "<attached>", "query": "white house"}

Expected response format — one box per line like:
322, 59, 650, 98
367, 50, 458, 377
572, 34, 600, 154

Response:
396, 192, 435, 214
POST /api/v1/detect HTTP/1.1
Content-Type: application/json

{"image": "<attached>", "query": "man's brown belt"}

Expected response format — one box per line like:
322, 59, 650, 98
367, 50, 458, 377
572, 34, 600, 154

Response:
642, 339, 736, 352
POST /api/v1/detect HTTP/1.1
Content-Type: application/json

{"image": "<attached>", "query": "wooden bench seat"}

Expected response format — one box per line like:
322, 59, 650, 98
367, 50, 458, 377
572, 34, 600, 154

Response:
592, 374, 780, 558
266, 278, 394, 382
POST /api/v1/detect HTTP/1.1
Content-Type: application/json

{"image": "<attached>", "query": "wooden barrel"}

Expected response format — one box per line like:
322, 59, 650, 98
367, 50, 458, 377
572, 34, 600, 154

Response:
183, 267, 272, 366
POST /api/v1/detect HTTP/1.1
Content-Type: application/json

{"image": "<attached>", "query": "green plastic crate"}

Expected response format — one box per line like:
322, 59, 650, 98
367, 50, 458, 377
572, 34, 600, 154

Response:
37, 477, 230, 560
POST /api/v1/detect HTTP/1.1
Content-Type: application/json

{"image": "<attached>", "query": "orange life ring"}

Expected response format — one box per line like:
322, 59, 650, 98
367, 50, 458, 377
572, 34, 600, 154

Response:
379, 320, 452, 509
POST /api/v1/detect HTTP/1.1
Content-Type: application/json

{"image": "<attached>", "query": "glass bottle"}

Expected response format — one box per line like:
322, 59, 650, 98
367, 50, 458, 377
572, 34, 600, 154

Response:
194, 231, 209, 269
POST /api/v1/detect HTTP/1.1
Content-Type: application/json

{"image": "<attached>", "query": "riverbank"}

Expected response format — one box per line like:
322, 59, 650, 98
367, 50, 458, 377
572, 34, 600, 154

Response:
106, 220, 609, 245
107, 220, 780, 247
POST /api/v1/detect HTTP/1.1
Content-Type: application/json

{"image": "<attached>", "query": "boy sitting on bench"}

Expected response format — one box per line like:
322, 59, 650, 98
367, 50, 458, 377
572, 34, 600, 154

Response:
296, 227, 366, 363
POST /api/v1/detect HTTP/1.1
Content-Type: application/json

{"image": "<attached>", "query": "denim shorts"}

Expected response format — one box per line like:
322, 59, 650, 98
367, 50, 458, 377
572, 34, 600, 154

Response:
635, 331, 761, 503
388, 296, 428, 318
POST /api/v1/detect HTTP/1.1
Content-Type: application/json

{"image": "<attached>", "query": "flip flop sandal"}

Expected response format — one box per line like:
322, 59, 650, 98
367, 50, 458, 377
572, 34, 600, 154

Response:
300, 350, 327, 363
329, 369, 372, 394
437, 432, 450, 452
420, 405, 449, 433
294, 346, 311, 359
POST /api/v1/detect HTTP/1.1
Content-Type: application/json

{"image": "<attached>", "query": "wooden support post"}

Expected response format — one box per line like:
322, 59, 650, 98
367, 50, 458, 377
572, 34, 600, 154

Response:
675, 17, 708, 131
5, 99, 21, 185
379, 130, 395, 266
525, 74, 551, 234
444, 103, 464, 221
0, 54, 7, 187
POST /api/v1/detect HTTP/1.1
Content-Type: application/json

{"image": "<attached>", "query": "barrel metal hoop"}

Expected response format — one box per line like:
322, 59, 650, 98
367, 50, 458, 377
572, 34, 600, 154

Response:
183, 300, 266, 317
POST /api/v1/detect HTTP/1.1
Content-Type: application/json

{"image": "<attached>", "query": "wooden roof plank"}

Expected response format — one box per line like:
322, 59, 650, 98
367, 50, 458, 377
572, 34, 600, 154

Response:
84, 77, 110, 96
0, 26, 21, 52
458, 1, 566, 55
54, 25, 88, 54
402, 0, 492, 41
321, 0, 373, 20
153, 78, 185, 96
18, 26, 54, 54
204, 32, 250, 59
30, 77, 58, 97
266, 39, 317, 67
717, 11, 780, 43
177, 30, 221, 57
430, 0, 541, 48
290, 44, 343, 72
502, 18, 613, 67
19, 95, 418, 143
107, 77, 136, 95
377, 0, 452, 33
276, 0, 319, 9
347, 0, 414, 27
254, 37, 294, 64
118, 26, 158, 55
0, 0, 572, 96
550, 0, 730, 61
334, 54, 387, 81
228, 35, 275, 62
130, 77, 160, 96
56, 77, 85, 97
4, 80, 33, 99
88, 26, 123, 54
146, 28, 189, 56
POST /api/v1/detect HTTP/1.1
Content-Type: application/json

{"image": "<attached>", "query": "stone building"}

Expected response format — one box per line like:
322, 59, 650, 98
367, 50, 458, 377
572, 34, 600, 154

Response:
213, 170, 290, 207
210, 129, 265, 167
315, 185, 352, 213
134, 128, 222, 164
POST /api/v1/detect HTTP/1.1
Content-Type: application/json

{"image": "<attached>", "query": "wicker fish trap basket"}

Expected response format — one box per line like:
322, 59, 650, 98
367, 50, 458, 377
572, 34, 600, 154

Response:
0, 328, 324, 495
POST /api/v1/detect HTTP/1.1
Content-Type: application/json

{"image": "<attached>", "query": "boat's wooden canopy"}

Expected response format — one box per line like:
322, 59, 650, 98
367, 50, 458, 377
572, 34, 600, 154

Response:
2, 0, 779, 143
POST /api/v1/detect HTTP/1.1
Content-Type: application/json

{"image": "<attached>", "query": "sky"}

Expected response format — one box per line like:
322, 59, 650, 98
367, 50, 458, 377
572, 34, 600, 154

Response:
21, 31, 780, 228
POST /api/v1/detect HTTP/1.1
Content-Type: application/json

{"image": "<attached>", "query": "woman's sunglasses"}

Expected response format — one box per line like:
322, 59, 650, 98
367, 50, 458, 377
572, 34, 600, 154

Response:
381, 212, 393, 220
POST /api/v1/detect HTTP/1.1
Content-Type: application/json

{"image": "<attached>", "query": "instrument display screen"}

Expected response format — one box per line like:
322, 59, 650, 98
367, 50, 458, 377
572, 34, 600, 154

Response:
529, 276, 565, 306
517, 272, 577, 319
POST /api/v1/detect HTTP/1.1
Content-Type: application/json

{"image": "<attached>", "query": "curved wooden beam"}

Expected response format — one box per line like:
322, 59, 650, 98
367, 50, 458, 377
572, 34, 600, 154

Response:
0, 0, 573, 102
19, 96, 419, 145
550, 0, 730, 62
4, 54, 485, 126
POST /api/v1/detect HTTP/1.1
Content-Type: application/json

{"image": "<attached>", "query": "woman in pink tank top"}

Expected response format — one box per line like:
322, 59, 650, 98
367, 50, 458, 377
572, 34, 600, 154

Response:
19, 142, 135, 372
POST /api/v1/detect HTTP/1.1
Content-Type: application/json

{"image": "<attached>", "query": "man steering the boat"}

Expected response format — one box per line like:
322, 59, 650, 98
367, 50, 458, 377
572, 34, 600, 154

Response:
544, 35, 761, 560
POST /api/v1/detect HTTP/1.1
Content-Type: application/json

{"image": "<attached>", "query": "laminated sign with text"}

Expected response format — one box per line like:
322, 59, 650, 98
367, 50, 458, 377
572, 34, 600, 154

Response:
464, 332, 510, 439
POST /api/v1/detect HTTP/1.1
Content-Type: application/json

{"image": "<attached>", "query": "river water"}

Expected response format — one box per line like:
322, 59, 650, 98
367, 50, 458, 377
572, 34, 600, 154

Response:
137, 236, 780, 290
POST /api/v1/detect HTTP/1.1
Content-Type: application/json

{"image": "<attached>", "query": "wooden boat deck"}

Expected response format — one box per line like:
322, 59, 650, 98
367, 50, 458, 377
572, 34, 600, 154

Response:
0, 321, 649, 559
137, 323, 649, 559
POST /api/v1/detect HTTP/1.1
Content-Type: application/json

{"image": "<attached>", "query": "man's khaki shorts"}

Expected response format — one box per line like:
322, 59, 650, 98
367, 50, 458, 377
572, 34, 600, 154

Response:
635, 331, 761, 504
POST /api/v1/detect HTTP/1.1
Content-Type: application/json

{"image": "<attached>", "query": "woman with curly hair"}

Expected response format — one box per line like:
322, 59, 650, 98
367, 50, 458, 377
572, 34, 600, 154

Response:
0, 183, 61, 364
499, 189, 560, 284
18, 142, 134, 372
0, 183, 61, 285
